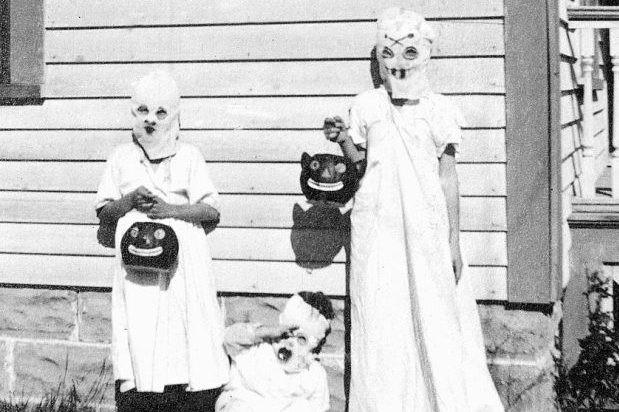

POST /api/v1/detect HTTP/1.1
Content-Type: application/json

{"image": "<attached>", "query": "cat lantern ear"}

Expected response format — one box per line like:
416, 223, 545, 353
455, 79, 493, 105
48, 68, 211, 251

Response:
301, 152, 312, 168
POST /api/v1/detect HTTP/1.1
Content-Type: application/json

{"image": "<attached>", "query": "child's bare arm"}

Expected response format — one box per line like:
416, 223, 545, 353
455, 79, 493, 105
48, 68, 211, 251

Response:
439, 144, 463, 283
97, 186, 153, 224
223, 323, 292, 357
323, 116, 366, 165
146, 197, 220, 224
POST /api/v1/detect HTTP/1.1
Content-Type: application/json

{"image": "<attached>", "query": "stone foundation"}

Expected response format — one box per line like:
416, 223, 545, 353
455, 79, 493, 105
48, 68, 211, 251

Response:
0, 287, 562, 411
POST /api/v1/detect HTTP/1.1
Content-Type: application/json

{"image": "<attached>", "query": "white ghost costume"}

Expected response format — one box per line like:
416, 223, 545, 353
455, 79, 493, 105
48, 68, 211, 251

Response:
216, 295, 330, 412
95, 71, 229, 393
347, 8, 505, 412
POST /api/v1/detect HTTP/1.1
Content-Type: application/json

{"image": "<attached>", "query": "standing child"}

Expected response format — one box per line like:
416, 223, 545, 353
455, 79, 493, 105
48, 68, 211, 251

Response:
215, 292, 334, 412
323, 8, 504, 412
95, 71, 229, 412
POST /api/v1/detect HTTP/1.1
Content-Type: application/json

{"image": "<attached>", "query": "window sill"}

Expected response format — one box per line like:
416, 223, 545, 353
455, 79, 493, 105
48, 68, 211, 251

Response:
0, 84, 42, 105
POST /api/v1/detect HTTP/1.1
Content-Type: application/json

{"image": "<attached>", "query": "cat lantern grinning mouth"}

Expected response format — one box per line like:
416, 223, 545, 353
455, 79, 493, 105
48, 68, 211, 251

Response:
307, 179, 344, 192
127, 245, 163, 257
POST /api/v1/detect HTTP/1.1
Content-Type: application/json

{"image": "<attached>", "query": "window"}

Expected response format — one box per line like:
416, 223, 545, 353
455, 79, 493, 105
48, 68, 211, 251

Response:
0, 0, 44, 104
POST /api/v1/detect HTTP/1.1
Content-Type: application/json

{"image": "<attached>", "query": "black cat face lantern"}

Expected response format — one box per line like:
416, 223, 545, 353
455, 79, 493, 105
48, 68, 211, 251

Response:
300, 152, 360, 205
121, 222, 179, 272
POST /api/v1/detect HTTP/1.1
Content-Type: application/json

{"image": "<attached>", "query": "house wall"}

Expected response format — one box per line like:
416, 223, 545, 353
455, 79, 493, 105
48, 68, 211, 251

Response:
0, 0, 564, 409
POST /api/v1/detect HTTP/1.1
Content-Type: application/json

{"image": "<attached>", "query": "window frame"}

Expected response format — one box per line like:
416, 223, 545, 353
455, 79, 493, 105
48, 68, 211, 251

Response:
0, 0, 44, 104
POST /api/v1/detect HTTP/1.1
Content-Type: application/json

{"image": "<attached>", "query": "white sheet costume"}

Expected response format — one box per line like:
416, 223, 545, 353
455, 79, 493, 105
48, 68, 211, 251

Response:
216, 295, 330, 412
347, 8, 504, 412
95, 71, 229, 393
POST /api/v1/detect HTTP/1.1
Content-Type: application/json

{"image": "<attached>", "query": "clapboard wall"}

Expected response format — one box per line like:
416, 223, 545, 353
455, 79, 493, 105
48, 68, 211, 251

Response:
0, 0, 507, 299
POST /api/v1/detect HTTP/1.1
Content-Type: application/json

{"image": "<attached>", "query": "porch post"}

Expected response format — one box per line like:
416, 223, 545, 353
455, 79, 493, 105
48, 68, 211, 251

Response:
611, 29, 619, 198
580, 28, 597, 198
504, 0, 562, 303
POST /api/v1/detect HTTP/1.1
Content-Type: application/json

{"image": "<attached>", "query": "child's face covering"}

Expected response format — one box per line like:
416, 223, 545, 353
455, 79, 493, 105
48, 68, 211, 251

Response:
376, 8, 435, 100
275, 294, 330, 373
131, 72, 181, 160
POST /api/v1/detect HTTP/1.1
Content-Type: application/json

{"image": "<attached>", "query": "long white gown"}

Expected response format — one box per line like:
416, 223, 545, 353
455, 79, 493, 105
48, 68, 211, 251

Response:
347, 87, 504, 411
96, 142, 230, 392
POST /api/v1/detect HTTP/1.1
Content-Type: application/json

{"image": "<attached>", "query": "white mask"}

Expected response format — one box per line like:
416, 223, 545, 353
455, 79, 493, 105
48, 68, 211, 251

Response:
376, 8, 436, 100
275, 294, 330, 373
130, 71, 181, 161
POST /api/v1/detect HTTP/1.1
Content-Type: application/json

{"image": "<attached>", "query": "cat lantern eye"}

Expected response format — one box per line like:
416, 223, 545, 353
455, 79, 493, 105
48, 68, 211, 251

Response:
309, 160, 321, 171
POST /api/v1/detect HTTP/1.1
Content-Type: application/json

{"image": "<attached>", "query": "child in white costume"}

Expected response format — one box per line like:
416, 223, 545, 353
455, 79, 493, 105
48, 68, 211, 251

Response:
215, 292, 334, 412
324, 8, 505, 412
95, 71, 229, 411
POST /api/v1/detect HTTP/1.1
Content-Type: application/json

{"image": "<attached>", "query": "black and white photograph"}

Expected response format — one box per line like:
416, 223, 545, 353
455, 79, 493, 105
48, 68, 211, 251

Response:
0, 0, 617, 411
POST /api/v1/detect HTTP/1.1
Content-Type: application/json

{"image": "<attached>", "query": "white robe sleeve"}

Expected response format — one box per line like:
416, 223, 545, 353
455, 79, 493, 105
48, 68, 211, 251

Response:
95, 148, 122, 212
430, 95, 466, 157
348, 97, 368, 149
186, 145, 220, 209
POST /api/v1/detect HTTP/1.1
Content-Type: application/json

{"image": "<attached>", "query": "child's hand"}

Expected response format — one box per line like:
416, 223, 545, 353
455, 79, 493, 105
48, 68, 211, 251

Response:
130, 186, 155, 212
323, 116, 349, 143
146, 196, 179, 219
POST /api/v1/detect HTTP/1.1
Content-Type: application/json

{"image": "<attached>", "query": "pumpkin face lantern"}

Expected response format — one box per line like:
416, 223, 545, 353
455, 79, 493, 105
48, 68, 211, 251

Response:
121, 222, 179, 272
300, 152, 360, 205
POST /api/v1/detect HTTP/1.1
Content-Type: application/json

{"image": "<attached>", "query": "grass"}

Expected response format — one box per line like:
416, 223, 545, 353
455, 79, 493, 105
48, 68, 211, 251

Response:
0, 358, 111, 412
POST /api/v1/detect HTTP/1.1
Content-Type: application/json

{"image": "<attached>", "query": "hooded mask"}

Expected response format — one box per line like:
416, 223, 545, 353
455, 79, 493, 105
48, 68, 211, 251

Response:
376, 7, 436, 100
275, 294, 331, 373
130, 70, 181, 161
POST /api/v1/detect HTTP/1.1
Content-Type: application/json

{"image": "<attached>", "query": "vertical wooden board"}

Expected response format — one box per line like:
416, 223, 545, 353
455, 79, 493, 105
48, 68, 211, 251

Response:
46, 0, 504, 27
45, 21, 505, 63
505, 0, 559, 303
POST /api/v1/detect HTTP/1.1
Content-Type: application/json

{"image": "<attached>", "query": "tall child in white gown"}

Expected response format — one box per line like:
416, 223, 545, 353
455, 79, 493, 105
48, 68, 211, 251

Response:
323, 8, 505, 411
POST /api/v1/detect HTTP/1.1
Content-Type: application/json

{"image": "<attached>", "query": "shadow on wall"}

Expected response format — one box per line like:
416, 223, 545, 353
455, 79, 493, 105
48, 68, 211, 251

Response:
290, 203, 350, 269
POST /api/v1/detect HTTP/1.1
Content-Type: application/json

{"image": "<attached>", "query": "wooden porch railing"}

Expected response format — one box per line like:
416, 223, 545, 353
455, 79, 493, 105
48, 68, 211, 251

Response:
568, 6, 619, 199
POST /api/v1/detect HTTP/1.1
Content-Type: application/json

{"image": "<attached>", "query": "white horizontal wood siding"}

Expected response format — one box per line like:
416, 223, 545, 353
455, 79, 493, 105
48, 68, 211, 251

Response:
0, 0, 507, 299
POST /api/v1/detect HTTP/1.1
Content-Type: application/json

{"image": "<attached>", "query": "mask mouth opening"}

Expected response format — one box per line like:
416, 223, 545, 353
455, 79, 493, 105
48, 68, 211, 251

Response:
277, 347, 293, 362
388, 67, 411, 80
144, 125, 156, 134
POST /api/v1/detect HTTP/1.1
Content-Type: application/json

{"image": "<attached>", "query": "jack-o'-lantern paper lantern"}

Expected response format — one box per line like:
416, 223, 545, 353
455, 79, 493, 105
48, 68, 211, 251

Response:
121, 222, 179, 272
300, 152, 361, 206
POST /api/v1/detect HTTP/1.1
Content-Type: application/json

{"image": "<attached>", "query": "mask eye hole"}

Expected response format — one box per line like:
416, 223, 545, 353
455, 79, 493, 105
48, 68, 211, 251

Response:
309, 160, 320, 171
403, 47, 418, 60
334, 163, 346, 174
381, 46, 394, 59
154, 228, 166, 240
136, 105, 148, 114
130, 227, 139, 238
156, 108, 168, 120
